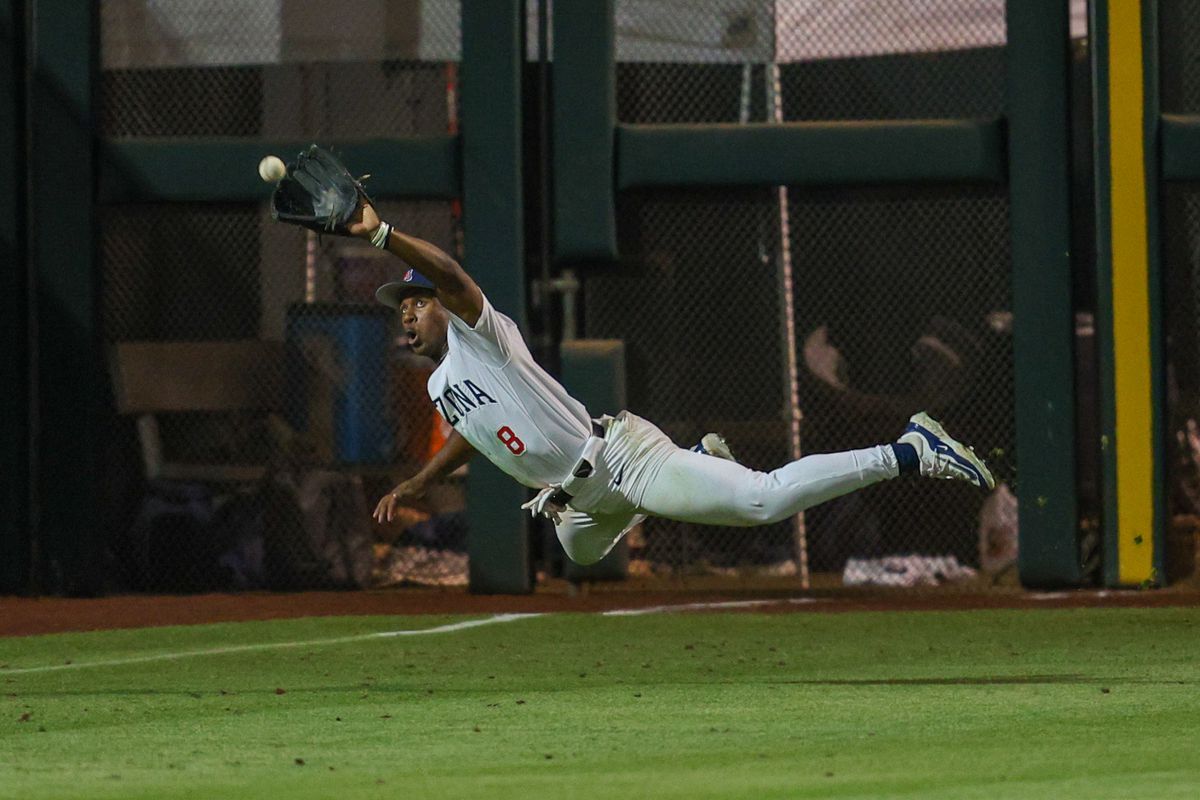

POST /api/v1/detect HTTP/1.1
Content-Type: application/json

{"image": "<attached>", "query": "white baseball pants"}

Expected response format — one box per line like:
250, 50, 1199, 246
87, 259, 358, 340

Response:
555, 411, 900, 565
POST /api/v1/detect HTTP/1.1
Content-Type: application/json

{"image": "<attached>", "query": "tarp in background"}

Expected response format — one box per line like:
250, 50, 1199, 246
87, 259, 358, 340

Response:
102, 0, 1089, 70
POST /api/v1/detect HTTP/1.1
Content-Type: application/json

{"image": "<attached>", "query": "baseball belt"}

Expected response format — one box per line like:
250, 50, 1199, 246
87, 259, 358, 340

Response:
547, 419, 607, 506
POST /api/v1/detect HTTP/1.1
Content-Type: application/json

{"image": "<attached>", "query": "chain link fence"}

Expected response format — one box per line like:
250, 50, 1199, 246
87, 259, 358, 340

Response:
1161, 0, 1200, 115
1163, 184, 1200, 583
99, 0, 1025, 592
587, 189, 799, 577
99, 0, 465, 592
1160, 0, 1200, 581
593, 0, 1015, 583
787, 185, 1012, 575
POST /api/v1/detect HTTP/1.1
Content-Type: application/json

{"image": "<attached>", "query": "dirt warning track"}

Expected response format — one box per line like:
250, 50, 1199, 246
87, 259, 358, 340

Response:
3, 583, 1199, 637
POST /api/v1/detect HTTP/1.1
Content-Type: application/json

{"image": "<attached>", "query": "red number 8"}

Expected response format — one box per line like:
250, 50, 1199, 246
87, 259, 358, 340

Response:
496, 426, 526, 455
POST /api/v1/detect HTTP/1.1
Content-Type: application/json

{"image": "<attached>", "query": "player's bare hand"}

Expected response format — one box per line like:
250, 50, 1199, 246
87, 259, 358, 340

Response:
521, 485, 567, 526
346, 198, 382, 239
374, 477, 427, 523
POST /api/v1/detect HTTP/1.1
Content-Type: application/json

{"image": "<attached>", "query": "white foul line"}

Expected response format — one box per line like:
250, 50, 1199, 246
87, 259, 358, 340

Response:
2, 614, 543, 676
602, 598, 824, 616
3, 598, 822, 676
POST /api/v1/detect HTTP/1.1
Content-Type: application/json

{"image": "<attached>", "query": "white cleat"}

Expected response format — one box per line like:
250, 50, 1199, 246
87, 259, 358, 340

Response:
898, 412, 995, 490
693, 433, 736, 462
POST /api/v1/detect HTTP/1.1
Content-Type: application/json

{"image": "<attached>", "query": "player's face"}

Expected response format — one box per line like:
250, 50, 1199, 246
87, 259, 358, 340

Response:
398, 291, 450, 360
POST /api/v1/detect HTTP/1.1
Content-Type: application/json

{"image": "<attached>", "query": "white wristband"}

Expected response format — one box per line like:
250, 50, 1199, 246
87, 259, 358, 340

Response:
370, 221, 392, 249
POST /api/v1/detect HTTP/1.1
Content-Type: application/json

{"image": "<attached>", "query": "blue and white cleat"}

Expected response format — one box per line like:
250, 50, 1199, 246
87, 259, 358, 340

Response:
692, 433, 737, 462
898, 412, 995, 490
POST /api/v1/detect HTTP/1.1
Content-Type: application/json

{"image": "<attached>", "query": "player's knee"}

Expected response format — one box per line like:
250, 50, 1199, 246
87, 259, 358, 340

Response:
737, 503, 777, 526
562, 543, 608, 566
559, 535, 612, 565
732, 476, 781, 526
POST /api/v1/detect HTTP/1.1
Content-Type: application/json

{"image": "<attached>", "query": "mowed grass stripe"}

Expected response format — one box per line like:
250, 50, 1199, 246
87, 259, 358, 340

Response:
1, 608, 1198, 800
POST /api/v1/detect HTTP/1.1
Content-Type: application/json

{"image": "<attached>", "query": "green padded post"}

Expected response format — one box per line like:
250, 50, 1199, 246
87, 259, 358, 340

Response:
1005, 0, 1081, 586
552, 0, 617, 264
0, 0, 30, 593
29, 0, 102, 594
1092, 0, 1119, 587
617, 119, 1006, 188
560, 340, 628, 581
461, 0, 531, 593
100, 137, 460, 203
1161, 114, 1200, 179
1092, 0, 1166, 586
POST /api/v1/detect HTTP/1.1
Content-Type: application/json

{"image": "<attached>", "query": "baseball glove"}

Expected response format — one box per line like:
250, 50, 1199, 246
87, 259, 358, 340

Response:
270, 145, 370, 235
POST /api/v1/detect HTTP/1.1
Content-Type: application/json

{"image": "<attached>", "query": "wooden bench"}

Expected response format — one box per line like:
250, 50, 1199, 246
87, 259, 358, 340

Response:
109, 340, 286, 484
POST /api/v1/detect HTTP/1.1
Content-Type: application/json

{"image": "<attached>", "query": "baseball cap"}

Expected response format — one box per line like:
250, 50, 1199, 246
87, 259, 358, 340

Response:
376, 268, 437, 309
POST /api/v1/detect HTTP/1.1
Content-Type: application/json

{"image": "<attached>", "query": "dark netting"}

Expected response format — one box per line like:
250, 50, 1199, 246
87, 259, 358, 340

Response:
590, 186, 1013, 579
1160, 0, 1200, 114
779, 47, 1004, 122
605, 0, 1013, 582
776, 1, 1004, 121
586, 190, 799, 577
617, 62, 770, 124
614, 0, 773, 126
789, 185, 1012, 572
101, 0, 462, 67
99, 1, 464, 592
102, 62, 453, 139
1162, 0, 1200, 581
101, 201, 464, 591
1162, 187, 1200, 583
101, 0, 460, 139
615, 0, 1006, 124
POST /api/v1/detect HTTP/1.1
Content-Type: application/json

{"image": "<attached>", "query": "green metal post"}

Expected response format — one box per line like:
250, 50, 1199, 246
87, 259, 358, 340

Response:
461, 0, 531, 593
0, 0, 30, 593
552, 0, 617, 264
1005, 0, 1081, 585
1092, 0, 1118, 586
560, 340, 628, 581
29, 0, 101, 594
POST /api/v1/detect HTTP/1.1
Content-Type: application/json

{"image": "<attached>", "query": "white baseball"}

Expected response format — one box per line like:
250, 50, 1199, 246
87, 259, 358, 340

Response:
258, 155, 287, 183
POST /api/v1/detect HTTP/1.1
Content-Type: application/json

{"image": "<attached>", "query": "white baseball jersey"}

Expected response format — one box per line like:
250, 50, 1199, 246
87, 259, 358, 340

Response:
427, 294, 592, 488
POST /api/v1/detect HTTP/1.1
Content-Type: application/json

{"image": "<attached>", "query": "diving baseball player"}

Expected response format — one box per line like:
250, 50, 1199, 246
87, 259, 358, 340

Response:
357, 204, 995, 565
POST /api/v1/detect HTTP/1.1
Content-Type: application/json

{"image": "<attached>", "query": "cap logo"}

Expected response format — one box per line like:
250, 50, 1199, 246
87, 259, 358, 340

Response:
403, 269, 414, 282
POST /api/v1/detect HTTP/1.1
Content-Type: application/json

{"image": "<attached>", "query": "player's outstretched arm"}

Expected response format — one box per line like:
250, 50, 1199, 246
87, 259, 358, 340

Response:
347, 201, 484, 326
373, 429, 476, 523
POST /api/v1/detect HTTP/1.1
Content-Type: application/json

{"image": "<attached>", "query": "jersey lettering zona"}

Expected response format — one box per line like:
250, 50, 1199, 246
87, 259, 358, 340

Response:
431, 379, 498, 426
426, 294, 592, 488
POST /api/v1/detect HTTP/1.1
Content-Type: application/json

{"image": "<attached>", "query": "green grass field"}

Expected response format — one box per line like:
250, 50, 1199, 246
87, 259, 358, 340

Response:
2, 607, 1198, 799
